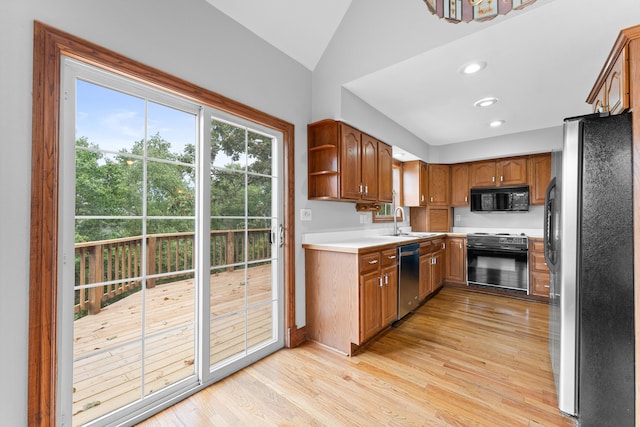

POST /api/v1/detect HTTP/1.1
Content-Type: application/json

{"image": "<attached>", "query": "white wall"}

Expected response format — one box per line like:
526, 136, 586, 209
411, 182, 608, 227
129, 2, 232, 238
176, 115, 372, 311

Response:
454, 206, 544, 230
431, 125, 563, 163
0, 1, 311, 424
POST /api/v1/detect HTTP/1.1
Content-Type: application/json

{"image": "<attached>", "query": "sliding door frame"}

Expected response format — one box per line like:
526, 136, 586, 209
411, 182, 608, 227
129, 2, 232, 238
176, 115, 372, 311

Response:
29, 21, 300, 426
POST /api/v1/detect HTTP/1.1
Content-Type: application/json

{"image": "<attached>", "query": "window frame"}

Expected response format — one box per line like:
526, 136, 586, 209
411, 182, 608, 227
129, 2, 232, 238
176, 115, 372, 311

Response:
29, 21, 299, 425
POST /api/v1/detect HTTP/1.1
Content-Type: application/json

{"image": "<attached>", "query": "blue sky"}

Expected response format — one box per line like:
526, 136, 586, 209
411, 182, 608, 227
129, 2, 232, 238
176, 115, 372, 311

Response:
76, 79, 197, 158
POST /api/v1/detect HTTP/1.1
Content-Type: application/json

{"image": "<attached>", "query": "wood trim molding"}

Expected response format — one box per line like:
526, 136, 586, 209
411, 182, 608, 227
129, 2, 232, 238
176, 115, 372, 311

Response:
29, 21, 297, 425
288, 326, 307, 348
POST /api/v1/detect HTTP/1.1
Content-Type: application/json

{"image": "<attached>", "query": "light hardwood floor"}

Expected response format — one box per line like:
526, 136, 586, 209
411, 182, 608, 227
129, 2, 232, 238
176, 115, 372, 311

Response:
137, 287, 575, 426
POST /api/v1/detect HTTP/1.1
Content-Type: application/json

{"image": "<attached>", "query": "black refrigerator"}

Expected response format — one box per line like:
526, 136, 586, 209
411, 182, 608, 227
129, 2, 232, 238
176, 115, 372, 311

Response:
544, 112, 635, 426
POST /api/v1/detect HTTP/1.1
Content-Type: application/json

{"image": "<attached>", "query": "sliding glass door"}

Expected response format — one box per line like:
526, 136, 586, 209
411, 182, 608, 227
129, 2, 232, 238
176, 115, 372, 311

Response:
59, 58, 283, 426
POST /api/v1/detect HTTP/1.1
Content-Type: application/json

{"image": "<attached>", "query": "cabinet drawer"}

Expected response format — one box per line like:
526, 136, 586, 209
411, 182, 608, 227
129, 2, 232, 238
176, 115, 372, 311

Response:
530, 239, 544, 253
360, 252, 381, 273
531, 252, 549, 273
431, 239, 445, 251
380, 248, 398, 267
420, 241, 433, 256
531, 271, 550, 297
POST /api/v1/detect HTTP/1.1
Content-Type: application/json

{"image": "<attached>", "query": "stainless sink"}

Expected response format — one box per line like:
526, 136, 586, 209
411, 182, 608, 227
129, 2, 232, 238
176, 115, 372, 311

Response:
381, 232, 441, 239
406, 232, 441, 238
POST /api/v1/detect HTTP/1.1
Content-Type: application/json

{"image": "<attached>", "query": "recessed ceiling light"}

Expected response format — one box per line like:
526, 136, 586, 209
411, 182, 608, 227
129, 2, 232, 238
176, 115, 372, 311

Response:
474, 97, 498, 108
460, 61, 487, 75
489, 120, 505, 128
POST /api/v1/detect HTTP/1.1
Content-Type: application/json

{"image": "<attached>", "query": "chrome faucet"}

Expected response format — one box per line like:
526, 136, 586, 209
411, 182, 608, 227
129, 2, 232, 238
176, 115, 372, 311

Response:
392, 190, 405, 236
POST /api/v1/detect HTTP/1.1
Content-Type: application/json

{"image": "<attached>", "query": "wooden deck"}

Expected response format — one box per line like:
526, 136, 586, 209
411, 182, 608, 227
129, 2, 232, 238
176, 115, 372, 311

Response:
138, 287, 575, 426
72, 264, 274, 426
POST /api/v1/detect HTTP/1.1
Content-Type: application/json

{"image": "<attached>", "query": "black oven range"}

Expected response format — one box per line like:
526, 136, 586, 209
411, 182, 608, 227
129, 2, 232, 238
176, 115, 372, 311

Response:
466, 232, 528, 293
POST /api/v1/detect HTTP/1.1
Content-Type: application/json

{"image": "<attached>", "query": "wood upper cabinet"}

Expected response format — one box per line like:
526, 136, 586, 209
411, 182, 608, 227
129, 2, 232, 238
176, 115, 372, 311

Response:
428, 164, 450, 206
307, 120, 391, 202
589, 45, 630, 114
377, 141, 394, 203
392, 159, 403, 206
340, 123, 363, 200
450, 163, 470, 207
307, 120, 340, 200
497, 157, 527, 186
469, 157, 527, 188
469, 160, 497, 188
528, 153, 552, 205
445, 237, 466, 285
402, 160, 428, 206
607, 46, 629, 114
360, 133, 379, 201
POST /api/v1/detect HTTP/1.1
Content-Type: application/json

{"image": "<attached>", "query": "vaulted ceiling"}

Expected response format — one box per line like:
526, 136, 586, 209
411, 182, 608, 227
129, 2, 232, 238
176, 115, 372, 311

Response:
206, 0, 640, 148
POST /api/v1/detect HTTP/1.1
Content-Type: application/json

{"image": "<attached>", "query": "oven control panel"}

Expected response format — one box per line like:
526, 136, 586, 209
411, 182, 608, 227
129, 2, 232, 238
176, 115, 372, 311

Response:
498, 236, 527, 246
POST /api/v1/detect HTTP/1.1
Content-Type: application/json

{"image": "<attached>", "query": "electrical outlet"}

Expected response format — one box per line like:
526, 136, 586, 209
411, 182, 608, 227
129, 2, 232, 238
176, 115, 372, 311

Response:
300, 208, 312, 221
455, 214, 461, 222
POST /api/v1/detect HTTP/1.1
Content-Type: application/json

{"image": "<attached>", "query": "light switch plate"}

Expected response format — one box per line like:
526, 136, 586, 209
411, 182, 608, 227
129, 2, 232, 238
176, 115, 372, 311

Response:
300, 208, 312, 221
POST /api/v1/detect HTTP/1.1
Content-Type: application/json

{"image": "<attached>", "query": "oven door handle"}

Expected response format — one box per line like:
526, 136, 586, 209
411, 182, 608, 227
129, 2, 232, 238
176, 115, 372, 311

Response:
467, 247, 528, 254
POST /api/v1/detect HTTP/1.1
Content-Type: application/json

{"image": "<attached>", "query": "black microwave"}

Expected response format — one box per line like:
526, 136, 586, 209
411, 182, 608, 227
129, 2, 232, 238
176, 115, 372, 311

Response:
470, 186, 530, 212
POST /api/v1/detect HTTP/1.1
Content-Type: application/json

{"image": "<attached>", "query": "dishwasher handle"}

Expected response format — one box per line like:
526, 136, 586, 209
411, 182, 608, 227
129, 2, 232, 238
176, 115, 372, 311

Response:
398, 244, 420, 257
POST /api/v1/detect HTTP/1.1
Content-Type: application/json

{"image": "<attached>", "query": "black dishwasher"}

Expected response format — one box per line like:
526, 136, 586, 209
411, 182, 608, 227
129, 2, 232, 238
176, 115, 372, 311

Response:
397, 243, 420, 320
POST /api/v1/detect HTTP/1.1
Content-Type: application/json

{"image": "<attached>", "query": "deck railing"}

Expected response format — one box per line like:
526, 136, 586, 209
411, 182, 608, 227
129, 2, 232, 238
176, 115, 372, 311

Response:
74, 228, 272, 316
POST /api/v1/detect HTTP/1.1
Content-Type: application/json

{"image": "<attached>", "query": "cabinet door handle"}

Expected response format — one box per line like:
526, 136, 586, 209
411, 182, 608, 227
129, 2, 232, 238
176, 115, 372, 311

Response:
379, 276, 384, 288
387, 255, 396, 260
465, 196, 468, 203
430, 196, 433, 202
500, 175, 504, 182
365, 184, 368, 195
459, 243, 462, 249
442, 243, 446, 249
431, 258, 436, 265
492, 176, 495, 183
385, 273, 389, 286
359, 183, 363, 194
368, 259, 378, 265
421, 195, 425, 202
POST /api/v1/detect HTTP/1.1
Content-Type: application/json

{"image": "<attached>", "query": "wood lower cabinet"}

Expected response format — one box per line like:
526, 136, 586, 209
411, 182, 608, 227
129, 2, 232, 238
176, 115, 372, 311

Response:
528, 238, 550, 298
305, 246, 398, 355
419, 241, 433, 300
380, 248, 399, 326
528, 153, 552, 205
431, 238, 446, 290
445, 236, 466, 285
359, 252, 383, 342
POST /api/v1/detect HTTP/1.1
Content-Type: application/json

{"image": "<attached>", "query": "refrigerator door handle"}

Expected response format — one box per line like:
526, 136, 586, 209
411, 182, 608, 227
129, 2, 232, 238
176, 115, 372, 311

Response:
544, 177, 557, 272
